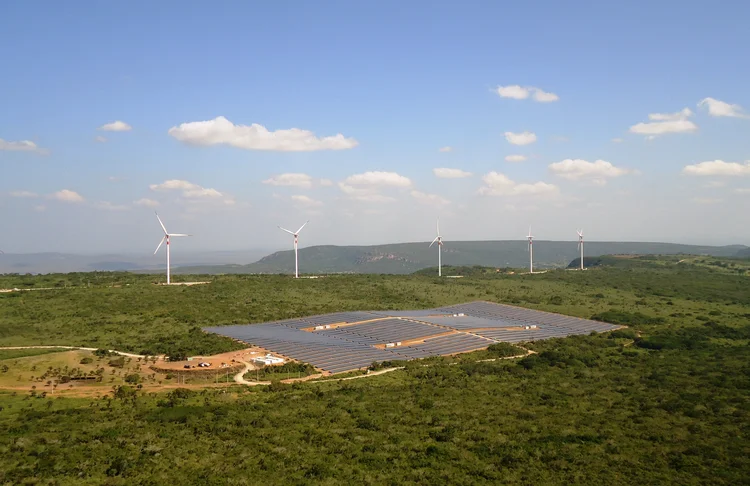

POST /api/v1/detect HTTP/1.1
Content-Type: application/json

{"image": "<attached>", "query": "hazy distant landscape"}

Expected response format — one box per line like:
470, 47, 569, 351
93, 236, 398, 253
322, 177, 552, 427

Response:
1, 241, 746, 275
170, 240, 748, 275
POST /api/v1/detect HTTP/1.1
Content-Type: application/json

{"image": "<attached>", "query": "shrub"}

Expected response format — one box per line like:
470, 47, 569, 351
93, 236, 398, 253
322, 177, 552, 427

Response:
108, 357, 125, 368
124, 374, 141, 384
79, 357, 93, 365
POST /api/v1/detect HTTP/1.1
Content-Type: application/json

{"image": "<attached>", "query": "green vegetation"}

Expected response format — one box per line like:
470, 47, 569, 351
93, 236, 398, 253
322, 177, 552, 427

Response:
0, 348, 69, 361
244, 361, 317, 381
0, 255, 748, 483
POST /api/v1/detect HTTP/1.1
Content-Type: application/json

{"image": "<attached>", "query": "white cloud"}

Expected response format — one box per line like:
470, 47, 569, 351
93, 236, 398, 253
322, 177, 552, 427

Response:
438, 146, 453, 152
50, 190, 84, 203
95, 201, 129, 211
98, 121, 132, 132
649, 108, 693, 121
149, 179, 223, 199
548, 159, 631, 185
0, 139, 49, 155
149, 180, 199, 191
342, 171, 412, 187
134, 198, 160, 207
611, 138, 624, 143
433, 168, 472, 178
629, 108, 697, 137
734, 188, 750, 194
168, 116, 357, 152
263, 173, 313, 188
411, 190, 450, 206
291, 195, 323, 207
33, 205, 46, 212
532, 88, 559, 102
95, 135, 107, 143
9, 191, 38, 198
319, 179, 333, 187
496, 85, 530, 99
496, 85, 559, 102
478, 172, 559, 197
682, 160, 750, 176
692, 197, 723, 205
504, 131, 537, 146
504, 155, 527, 163
698, 97, 748, 118
184, 188, 223, 198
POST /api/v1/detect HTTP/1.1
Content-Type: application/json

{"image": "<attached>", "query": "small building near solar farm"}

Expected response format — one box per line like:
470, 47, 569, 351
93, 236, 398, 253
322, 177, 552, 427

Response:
253, 354, 284, 366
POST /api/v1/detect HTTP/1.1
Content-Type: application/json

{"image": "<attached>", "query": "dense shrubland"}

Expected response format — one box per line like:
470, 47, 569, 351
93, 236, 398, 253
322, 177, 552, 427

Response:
0, 256, 748, 483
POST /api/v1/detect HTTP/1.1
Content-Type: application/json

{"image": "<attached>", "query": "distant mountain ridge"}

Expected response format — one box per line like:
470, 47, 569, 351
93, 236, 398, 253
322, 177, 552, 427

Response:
171, 241, 749, 275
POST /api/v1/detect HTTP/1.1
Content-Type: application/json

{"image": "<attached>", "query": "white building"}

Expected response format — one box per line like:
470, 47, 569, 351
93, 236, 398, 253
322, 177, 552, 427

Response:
253, 354, 284, 366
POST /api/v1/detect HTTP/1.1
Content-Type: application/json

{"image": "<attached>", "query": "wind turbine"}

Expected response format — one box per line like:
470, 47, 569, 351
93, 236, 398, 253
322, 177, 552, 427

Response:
153, 212, 191, 285
526, 226, 534, 273
278, 221, 308, 278
577, 229, 585, 270
429, 218, 444, 277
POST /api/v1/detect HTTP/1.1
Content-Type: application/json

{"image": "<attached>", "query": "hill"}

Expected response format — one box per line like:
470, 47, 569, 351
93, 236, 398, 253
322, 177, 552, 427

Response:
172, 241, 748, 275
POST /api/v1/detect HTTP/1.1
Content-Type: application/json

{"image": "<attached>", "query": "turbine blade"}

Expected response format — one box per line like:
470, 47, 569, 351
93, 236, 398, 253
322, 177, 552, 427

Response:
155, 212, 168, 234
436, 218, 440, 236
154, 236, 166, 254
296, 221, 309, 234
429, 236, 439, 248
278, 226, 295, 235
169, 233, 191, 237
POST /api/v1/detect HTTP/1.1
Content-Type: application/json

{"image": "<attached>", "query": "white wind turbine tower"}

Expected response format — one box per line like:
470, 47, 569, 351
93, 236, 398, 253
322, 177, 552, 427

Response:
153, 212, 191, 285
577, 229, 585, 270
429, 218, 444, 277
526, 226, 534, 273
278, 221, 309, 278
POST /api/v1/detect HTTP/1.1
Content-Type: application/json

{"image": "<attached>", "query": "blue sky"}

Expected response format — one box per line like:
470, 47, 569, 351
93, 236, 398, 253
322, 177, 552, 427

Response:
1, 1, 749, 255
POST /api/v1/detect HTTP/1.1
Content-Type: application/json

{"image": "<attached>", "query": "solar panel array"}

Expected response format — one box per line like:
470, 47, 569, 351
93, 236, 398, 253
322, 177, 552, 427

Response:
204, 301, 621, 374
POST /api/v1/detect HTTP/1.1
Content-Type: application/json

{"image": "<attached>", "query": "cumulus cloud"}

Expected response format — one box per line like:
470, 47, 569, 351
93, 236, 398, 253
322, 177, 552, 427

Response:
342, 171, 412, 187
698, 97, 748, 118
263, 173, 313, 188
319, 179, 333, 187
50, 190, 85, 203
504, 155, 527, 163
337, 173, 409, 202
478, 172, 559, 197
98, 121, 132, 132
168, 116, 358, 152
0, 139, 49, 155
734, 188, 750, 194
134, 198, 160, 207
548, 159, 632, 185
438, 146, 453, 152
682, 160, 750, 176
496, 85, 559, 102
291, 195, 323, 207
504, 131, 537, 145
433, 168, 472, 178
411, 190, 450, 206
149, 179, 224, 199
9, 191, 38, 198
95, 135, 107, 143
629, 108, 697, 137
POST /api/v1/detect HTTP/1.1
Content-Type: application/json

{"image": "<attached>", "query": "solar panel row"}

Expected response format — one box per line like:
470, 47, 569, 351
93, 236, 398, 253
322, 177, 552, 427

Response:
204, 300, 621, 374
